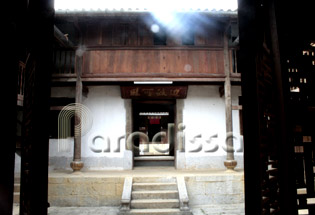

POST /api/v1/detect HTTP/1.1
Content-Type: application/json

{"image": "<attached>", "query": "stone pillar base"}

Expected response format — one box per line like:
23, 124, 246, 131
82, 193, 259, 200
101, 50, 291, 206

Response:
70, 160, 84, 172
224, 160, 237, 170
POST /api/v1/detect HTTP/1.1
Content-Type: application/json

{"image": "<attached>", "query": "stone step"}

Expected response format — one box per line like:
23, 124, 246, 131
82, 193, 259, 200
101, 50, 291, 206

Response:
298, 209, 309, 215
129, 208, 182, 215
132, 190, 179, 199
134, 156, 175, 161
297, 188, 307, 195
13, 192, 20, 204
133, 177, 176, 183
14, 184, 20, 192
131, 199, 179, 209
134, 161, 175, 167
133, 182, 177, 191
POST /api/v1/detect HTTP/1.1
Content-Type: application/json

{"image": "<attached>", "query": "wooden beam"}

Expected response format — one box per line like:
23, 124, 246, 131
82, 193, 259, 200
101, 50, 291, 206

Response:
80, 46, 224, 51
81, 77, 228, 82
81, 73, 226, 78
52, 74, 76, 78
51, 77, 242, 83
52, 73, 242, 82
54, 25, 74, 49
232, 105, 243, 110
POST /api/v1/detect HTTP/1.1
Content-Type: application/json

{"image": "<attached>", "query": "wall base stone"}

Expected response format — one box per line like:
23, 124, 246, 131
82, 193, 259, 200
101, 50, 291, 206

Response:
48, 170, 244, 210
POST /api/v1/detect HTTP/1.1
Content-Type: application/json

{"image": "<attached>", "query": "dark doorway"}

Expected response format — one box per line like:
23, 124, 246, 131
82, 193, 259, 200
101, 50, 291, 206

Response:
132, 100, 175, 166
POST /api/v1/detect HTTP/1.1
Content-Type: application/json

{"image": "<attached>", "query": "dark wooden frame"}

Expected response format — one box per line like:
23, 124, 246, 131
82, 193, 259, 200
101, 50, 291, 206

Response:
131, 99, 176, 164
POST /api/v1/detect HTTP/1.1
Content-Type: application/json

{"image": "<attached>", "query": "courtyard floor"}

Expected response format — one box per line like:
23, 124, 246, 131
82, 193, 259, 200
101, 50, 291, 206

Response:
14, 204, 245, 215
14, 167, 246, 215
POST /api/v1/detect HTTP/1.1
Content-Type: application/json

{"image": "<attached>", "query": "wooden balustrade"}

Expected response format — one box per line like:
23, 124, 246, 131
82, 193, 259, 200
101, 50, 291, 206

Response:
17, 61, 25, 106
53, 49, 75, 75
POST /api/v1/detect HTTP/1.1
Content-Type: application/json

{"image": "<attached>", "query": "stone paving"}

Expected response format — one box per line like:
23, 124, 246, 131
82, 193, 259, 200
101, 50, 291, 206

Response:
47, 168, 244, 208
48, 206, 119, 215
14, 205, 245, 215
46, 205, 245, 215
14, 204, 309, 214
13, 168, 245, 215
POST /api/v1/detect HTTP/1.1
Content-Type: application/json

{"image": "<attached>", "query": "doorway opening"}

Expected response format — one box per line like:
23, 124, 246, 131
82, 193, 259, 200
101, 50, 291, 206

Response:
132, 100, 176, 167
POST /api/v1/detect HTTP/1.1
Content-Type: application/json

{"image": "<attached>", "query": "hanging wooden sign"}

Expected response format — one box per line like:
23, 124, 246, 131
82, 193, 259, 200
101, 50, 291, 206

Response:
120, 86, 188, 99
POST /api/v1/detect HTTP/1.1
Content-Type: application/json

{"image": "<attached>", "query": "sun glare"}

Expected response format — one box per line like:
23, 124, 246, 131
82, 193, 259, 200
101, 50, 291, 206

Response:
54, 0, 238, 39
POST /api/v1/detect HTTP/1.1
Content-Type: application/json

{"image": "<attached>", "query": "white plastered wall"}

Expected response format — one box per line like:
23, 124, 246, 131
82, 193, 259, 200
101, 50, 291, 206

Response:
49, 86, 129, 171
177, 85, 243, 170
49, 85, 243, 171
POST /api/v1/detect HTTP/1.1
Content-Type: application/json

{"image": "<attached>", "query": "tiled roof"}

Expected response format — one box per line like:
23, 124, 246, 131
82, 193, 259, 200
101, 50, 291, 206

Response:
55, 0, 238, 15
55, 8, 237, 16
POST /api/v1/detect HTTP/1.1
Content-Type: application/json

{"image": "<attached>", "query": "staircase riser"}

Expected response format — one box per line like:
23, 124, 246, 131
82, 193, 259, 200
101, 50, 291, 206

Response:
120, 176, 192, 215
133, 185, 177, 191
131, 202, 179, 209
129, 212, 182, 215
14, 193, 20, 203
14, 184, 20, 192
132, 192, 178, 199
134, 161, 174, 167
133, 177, 176, 183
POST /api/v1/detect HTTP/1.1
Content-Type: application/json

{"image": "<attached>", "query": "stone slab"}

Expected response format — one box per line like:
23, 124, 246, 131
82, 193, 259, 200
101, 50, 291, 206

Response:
48, 169, 244, 209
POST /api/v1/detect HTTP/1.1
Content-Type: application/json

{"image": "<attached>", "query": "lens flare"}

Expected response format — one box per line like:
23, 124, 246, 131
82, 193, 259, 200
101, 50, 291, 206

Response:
150, 24, 160, 33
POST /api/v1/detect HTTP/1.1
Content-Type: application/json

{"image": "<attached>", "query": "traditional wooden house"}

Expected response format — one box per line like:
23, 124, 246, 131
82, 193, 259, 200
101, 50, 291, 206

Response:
7, 0, 315, 214
46, 5, 243, 172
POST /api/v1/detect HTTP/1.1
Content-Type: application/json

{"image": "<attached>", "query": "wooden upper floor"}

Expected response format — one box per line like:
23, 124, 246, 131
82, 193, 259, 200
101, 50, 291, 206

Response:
53, 12, 240, 82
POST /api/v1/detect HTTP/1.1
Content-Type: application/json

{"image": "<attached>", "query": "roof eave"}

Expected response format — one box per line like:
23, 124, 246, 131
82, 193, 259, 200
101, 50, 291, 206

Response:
55, 10, 238, 18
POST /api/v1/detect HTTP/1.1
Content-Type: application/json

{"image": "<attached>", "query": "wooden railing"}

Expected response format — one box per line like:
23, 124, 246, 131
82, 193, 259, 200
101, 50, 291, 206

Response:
295, 141, 315, 214
287, 50, 315, 105
51, 48, 241, 82
17, 61, 25, 106
53, 49, 75, 75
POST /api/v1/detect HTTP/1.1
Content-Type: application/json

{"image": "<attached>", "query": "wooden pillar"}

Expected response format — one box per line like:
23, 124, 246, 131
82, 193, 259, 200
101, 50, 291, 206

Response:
238, 0, 263, 212
1, 1, 20, 214
238, 0, 299, 213
19, 0, 54, 214
70, 53, 84, 172
269, 0, 298, 213
223, 31, 237, 170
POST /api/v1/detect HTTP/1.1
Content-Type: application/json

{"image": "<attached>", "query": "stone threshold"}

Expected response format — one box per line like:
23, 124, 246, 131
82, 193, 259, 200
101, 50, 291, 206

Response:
134, 156, 175, 161
48, 168, 245, 178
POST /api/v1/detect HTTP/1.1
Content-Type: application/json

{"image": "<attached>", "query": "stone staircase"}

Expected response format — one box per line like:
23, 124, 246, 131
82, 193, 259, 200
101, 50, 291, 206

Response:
14, 177, 20, 204
134, 156, 175, 167
119, 176, 192, 215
